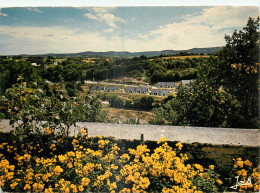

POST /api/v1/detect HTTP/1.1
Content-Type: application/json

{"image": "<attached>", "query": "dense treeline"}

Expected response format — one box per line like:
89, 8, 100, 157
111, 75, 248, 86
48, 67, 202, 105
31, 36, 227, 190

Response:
0, 53, 205, 95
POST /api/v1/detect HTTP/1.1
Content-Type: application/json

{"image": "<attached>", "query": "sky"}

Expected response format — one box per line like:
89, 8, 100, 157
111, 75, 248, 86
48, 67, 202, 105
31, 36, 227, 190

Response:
0, 6, 259, 55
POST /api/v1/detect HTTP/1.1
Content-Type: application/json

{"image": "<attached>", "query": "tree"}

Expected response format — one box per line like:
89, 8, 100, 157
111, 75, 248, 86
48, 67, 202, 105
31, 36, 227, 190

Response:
5, 78, 107, 137
218, 17, 259, 128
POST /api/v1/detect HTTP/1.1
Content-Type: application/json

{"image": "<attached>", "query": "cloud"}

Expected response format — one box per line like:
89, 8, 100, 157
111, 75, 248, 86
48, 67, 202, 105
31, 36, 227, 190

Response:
0, 8, 8, 17
84, 7, 125, 30
104, 28, 114, 33
0, 6, 258, 55
0, 25, 108, 54
26, 7, 42, 13
148, 6, 259, 50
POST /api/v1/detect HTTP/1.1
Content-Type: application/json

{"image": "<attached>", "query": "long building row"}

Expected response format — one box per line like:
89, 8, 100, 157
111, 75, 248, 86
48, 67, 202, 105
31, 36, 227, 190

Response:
91, 85, 171, 96
90, 80, 195, 96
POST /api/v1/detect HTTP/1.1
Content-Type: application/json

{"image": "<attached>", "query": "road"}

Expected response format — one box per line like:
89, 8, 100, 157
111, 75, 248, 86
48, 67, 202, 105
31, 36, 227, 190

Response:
0, 119, 259, 147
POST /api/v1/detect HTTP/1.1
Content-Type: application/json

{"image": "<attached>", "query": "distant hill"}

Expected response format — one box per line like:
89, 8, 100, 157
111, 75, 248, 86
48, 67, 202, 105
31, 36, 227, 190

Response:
19, 47, 223, 57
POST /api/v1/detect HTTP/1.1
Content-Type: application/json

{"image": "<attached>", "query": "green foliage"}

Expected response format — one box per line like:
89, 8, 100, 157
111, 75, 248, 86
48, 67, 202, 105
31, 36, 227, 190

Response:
154, 17, 259, 128
217, 16, 259, 128
192, 167, 221, 192
5, 77, 107, 137
108, 95, 154, 111
0, 60, 40, 94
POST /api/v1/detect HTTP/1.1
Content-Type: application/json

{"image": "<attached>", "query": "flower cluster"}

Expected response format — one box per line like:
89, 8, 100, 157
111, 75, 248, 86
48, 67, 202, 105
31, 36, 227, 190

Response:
0, 130, 257, 192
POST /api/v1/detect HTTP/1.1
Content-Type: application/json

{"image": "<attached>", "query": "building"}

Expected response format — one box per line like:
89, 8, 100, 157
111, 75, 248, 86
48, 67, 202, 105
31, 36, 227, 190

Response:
136, 87, 149, 94
181, 80, 196, 85
150, 89, 170, 96
160, 90, 170, 96
126, 87, 149, 94
105, 86, 119, 92
157, 82, 176, 88
157, 82, 166, 88
126, 87, 137, 93
91, 85, 104, 91
176, 80, 196, 92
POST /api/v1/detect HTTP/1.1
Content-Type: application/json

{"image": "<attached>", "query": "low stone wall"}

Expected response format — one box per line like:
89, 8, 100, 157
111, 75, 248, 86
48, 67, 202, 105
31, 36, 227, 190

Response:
1, 119, 259, 147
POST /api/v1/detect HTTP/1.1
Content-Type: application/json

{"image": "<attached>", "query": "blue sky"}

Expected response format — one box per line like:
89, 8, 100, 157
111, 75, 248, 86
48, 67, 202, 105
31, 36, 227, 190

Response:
0, 6, 259, 55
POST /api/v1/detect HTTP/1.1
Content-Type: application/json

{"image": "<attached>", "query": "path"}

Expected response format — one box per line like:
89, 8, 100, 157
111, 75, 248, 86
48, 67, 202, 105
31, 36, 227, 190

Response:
0, 119, 259, 147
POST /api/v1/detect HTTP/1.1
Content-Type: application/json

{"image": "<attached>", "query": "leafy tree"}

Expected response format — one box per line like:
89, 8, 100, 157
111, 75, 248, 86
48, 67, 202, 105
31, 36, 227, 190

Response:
5, 77, 107, 137
218, 16, 259, 128
110, 95, 124, 108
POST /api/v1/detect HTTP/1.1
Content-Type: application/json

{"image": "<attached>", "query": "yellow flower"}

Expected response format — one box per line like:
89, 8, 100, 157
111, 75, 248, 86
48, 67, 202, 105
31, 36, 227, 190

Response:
0, 143, 5, 149
54, 166, 63, 175
45, 187, 54, 193
78, 185, 84, 192
239, 169, 247, 177
120, 154, 130, 162
98, 139, 105, 148
111, 164, 118, 170
58, 155, 67, 163
116, 176, 121, 182
237, 160, 244, 168
254, 184, 260, 192
92, 150, 103, 157
70, 184, 78, 193
175, 142, 183, 150
24, 184, 31, 191
68, 151, 75, 157
43, 173, 52, 182
10, 182, 18, 190
46, 127, 53, 135
244, 160, 253, 167
120, 188, 131, 193
193, 164, 204, 172
24, 154, 31, 162
81, 128, 88, 136
83, 163, 95, 175
33, 183, 45, 192
65, 187, 70, 193
0, 159, 9, 169
209, 165, 214, 170
67, 163, 73, 168
81, 177, 90, 186
50, 144, 56, 150
157, 137, 167, 144
216, 179, 223, 185
7, 172, 14, 180
139, 176, 150, 189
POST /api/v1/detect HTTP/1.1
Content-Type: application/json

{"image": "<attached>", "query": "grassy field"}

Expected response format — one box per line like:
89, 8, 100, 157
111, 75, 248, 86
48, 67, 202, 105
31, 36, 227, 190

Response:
103, 107, 154, 124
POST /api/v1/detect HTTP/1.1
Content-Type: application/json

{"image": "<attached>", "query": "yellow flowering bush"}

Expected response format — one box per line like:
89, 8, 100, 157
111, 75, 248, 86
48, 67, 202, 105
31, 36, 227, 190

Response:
0, 130, 257, 192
